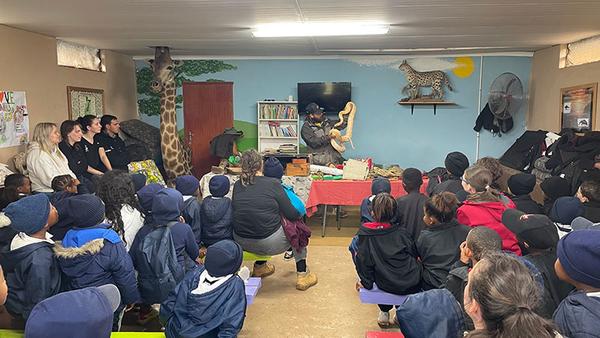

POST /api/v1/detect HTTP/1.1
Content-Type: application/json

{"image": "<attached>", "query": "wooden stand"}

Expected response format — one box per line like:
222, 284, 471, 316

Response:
398, 100, 456, 115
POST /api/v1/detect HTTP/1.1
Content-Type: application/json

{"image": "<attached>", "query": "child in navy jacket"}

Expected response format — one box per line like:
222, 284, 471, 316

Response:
199, 175, 233, 247
175, 175, 202, 243
0, 194, 61, 320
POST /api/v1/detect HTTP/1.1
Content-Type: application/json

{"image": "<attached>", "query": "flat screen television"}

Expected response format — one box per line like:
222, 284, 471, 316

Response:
297, 82, 351, 114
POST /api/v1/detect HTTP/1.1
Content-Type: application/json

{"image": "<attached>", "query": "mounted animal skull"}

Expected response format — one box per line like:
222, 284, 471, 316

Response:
148, 46, 181, 93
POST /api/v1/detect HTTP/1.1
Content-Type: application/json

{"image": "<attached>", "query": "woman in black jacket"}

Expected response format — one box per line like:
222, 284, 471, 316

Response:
417, 192, 470, 290
232, 149, 317, 291
355, 193, 422, 328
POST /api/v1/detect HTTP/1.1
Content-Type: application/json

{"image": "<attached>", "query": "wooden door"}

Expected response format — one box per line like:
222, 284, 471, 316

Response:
183, 82, 233, 177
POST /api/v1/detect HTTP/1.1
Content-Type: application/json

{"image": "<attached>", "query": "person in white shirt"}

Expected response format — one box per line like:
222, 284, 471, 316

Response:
96, 170, 144, 251
26, 122, 76, 193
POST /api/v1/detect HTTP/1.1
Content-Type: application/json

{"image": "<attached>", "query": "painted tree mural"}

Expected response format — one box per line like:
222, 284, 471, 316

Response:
136, 60, 237, 116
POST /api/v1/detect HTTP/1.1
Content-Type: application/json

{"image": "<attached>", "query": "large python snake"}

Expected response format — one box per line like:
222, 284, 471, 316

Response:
329, 101, 356, 153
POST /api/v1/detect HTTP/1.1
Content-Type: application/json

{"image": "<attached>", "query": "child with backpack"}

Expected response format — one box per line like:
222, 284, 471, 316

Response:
199, 175, 233, 247
0, 194, 62, 320
175, 175, 202, 243
355, 193, 422, 328
53, 194, 140, 330
160, 239, 246, 338
130, 188, 199, 307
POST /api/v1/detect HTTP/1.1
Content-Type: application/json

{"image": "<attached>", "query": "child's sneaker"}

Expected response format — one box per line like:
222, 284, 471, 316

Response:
283, 249, 294, 261
252, 262, 275, 278
377, 311, 391, 328
296, 271, 318, 291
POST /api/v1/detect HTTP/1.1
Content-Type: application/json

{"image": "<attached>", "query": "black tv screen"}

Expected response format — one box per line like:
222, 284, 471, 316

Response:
298, 82, 351, 114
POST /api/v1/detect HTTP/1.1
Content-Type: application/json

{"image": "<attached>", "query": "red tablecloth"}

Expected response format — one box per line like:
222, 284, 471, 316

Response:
306, 178, 429, 217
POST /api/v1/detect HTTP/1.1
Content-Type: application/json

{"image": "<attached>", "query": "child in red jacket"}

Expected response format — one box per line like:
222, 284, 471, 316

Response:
457, 165, 521, 255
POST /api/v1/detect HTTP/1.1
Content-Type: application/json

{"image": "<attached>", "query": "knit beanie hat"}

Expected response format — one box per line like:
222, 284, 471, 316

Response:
66, 194, 105, 228
540, 176, 571, 200
0, 194, 50, 234
263, 157, 284, 180
175, 175, 200, 196
371, 177, 391, 195
557, 229, 600, 288
137, 183, 164, 213
445, 152, 469, 177
130, 173, 147, 192
550, 196, 584, 225
204, 239, 243, 277
209, 175, 230, 198
508, 173, 536, 196
502, 209, 559, 250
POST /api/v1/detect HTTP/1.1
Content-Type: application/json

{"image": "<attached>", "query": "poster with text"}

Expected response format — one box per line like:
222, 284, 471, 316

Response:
0, 91, 29, 148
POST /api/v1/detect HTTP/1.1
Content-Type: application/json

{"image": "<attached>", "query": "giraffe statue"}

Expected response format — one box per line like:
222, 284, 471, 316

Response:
149, 46, 192, 180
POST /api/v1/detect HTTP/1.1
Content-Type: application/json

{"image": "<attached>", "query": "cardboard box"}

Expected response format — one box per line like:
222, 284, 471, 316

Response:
286, 163, 310, 176
343, 159, 369, 180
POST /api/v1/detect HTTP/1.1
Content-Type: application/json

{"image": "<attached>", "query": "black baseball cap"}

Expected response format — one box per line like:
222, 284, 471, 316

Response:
306, 102, 324, 115
502, 209, 559, 250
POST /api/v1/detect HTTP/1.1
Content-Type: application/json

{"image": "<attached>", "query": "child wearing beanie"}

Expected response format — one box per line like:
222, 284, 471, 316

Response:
175, 175, 202, 243
429, 151, 470, 197
553, 229, 600, 337
540, 176, 572, 215
0, 194, 62, 320
53, 194, 140, 330
507, 173, 544, 214
199, 175, 233, 247
160, 239, 246, 338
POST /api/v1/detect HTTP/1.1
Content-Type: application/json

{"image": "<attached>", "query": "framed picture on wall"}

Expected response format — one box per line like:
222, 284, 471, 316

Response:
560, 83, 597, 132
67, 86, 104, 119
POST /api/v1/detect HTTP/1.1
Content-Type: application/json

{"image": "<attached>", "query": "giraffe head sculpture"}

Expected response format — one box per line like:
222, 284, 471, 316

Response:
149, 46, 180, 94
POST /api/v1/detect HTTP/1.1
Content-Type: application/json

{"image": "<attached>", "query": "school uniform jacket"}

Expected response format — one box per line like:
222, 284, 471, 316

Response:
200, 197, 233, 246
512, 194, 544, 215
1, 241, 61, 319
53, 225, 140, 305
356, 222, 422, 295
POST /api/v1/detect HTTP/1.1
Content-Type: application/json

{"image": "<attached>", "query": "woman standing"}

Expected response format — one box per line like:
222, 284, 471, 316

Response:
76, 115, 112, 173
26, 123, 76, 193
232, 149, 317, 291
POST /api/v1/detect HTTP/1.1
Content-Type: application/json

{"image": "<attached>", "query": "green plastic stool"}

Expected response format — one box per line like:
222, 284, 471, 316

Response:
243, 251, 272, 261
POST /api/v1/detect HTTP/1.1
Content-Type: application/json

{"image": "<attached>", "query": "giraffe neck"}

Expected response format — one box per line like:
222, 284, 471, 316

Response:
159, 81, 189, 178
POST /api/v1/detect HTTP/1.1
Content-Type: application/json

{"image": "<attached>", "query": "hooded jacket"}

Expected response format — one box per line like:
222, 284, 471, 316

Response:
457, 201, 522, 255
48, 191, 78, 240
160, 266, 246, 338
54, 225, 140, 305
396, 288, 465, 338
182, 197, 202, 244
200, 197, 233, 246
356, 223, 422, 295
416, 220, 470, 290
512, 194, 544, 215
554, 291, 600, 338
526, 250, 574, 318
396, 191, 428, 241
26, 142, 76, 193
1, 241, 62, 320
300, 117, 345, 165
583, 201, 600, 223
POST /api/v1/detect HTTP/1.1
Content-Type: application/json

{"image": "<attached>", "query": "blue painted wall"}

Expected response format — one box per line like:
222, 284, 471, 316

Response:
137, 56, 531, 171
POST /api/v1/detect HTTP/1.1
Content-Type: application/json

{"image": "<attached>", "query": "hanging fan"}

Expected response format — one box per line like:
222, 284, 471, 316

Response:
488, 72, 524, 120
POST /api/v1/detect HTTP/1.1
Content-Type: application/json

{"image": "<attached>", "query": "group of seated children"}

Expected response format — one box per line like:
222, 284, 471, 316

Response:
352, 151, 600, 338
0, 163, 253, 337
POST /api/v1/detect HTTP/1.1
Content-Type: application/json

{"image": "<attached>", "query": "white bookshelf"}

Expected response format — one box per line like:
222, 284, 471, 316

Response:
257, 101, 300, 154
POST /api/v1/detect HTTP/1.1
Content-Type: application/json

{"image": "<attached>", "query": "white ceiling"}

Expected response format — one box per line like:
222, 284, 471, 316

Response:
2, 0, 600, 57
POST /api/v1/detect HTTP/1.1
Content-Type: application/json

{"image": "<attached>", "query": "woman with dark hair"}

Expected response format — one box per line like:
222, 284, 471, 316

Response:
77, 115, 112, 173
417, 192, 470, 290
457, 166, 521, 255
58, 120, 99, 193
97, 170, 144, 251
464, 253, 559, 338
232, 149, 317, 291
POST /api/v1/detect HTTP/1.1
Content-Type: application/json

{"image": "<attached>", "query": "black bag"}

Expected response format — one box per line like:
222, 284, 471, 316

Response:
500, 130, 547, 172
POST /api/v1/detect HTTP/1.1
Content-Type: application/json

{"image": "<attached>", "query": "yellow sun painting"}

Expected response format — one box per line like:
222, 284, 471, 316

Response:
453, 57, 475, 78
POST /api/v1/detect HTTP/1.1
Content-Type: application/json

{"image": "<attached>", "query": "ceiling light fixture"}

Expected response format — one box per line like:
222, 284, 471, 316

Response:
252, 22, 389, 38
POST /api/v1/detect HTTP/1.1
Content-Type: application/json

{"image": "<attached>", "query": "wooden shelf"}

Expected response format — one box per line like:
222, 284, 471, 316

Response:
260, 136, 298, 139
258, 119, 298, 122
258, 101, 297, 104
397, 100, 457, 115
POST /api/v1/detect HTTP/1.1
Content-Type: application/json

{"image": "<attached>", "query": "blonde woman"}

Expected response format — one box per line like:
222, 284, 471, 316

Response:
26, 123, 76, 193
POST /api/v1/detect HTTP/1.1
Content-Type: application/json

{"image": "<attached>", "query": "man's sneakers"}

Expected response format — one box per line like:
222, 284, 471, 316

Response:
252, 262, 275, 278
296, 271, 318, 291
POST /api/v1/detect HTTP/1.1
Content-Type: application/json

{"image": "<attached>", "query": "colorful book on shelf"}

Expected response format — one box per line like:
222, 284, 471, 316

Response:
260, 104, 298, 119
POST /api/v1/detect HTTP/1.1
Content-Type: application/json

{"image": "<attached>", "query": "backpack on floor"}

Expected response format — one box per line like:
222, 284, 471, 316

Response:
136, 222, 184, 304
